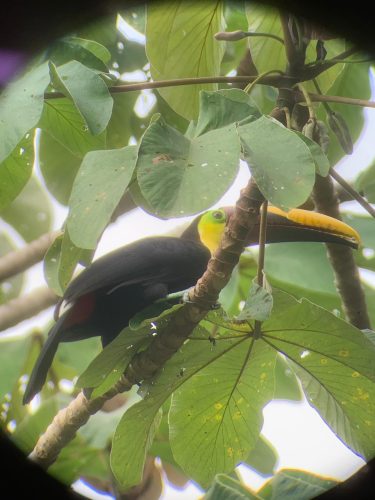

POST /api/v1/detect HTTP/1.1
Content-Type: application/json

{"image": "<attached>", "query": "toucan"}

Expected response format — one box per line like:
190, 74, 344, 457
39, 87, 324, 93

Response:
22, 206, 360, 404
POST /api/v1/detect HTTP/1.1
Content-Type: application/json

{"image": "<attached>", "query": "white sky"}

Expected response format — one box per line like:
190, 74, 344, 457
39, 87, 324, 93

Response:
2, 18, 375, 499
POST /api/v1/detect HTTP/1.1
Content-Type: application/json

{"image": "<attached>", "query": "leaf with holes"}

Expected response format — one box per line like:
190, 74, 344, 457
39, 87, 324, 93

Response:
0, 62, 50, 163
136, 115, 240, 218
238, 116, 316, 210
67, 145, 137, 249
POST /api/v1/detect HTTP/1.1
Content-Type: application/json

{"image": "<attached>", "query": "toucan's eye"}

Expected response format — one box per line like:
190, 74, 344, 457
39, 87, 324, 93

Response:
212, 210, 224, 221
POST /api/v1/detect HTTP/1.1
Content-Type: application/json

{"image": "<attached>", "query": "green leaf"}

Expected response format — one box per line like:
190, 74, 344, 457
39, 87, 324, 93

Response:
305, 38, 347, 95
195, 89, 260, 137
49, 60, 113, 135
47, 37, 109, 72
0, 62, 50, 163
273, 354, 302, 401
0, 233, 24, 304
342, 213, 375, 272
76, 327, 150, 392
236, 281, 273, 322
294, 131, 330, 177
258, 469, 337, 499
44, 230, 93, 296
0, 335, 31, 399
245, 4, 285, 74
262, 289, 375, 459
205, 473, 258, 500
106, 92, 142, 149
1, 176, 52, 242
355, 160, 375, 203
245, 435, 277, 476
169, 338, 276, 486
317, 63, 371, 166
146, 0, 226, 119
0, 135, 33, 211
39, 98, 106, 157
238, 116, 316, 209
136, 115, 240, 217
66, 145, 137, 249
12, 397, 59, 453
111, 403, 163, 488
111, 317, 272, 488
67, 37, 111, 64
38, 130, 81, 205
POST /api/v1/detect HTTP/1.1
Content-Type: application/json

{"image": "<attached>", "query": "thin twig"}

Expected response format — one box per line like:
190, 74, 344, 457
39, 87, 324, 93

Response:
329, 168, 375, 219
302, 92, 375, 109
43, 74, 298, 100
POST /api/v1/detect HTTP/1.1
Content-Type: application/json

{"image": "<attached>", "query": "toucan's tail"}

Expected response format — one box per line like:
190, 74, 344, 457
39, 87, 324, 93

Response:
22, 314, 68, 405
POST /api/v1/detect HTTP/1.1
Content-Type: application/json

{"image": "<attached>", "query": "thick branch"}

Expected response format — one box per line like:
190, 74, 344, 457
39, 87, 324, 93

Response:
313, 175, 371, 329
0, 231, 59, 283
30, 178, 265, 468
0, 287, 58, 331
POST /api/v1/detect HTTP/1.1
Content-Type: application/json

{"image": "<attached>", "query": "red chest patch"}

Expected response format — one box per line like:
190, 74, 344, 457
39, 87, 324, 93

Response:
64, 294, 96, 328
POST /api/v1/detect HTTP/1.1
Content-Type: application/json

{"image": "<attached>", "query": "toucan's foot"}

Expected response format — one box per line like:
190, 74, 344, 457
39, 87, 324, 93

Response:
179, 289, 221, 309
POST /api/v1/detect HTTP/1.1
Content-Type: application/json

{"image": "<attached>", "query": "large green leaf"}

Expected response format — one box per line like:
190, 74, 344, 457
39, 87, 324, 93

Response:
238, 116, 316, 209
0, 135, 34, 211
66, 145, 137, 249
1, 176, 52, 242
170, 338, 276, 486
38, 130, 81, 205
146, 0, 226, 119
49, 60, 113, 135
39, 98, 106, 157
262, 290, 375, 459
136, 115, 240, 218
0, 62, 50, 163
258, 469, 337, 499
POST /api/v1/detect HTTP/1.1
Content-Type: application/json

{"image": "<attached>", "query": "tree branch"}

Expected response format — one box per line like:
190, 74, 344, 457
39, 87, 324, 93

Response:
29, 178, 265, 468
300, 92, 375, 109
44, 75, 298, 101
0, 287, 58, 331
313, 175, 371, 329
0, 231, 60, 283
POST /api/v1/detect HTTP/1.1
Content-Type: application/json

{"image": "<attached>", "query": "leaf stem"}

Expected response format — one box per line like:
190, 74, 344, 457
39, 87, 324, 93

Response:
254, 200, 268, 339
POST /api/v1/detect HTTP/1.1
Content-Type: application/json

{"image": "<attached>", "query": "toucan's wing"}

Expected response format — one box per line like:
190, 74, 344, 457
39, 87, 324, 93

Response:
63, 237, 210, 304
